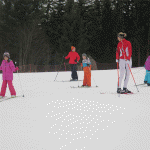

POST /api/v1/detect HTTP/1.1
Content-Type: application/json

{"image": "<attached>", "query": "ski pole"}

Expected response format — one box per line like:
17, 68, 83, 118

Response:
117, 61, 121, 97
127, 63, 139, 92
15, 62, 25, 97
77, 63, 80, 87
117, 62, 119, 88
54, 57, 64, 81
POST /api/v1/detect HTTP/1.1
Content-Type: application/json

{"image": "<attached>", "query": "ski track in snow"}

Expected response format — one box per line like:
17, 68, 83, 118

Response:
0, 67, 150, 150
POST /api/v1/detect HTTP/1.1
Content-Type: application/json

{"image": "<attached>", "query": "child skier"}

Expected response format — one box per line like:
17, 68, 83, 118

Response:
144, 55, 150, 86
0, 52, 19, 98
65, 46, 80, 81
116, 32, 132, 94
81, 53, 91, 87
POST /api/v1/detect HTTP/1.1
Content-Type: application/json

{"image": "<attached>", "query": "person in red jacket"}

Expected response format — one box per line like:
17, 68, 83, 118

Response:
65, 46, 80, 81
116, 32, 132, 94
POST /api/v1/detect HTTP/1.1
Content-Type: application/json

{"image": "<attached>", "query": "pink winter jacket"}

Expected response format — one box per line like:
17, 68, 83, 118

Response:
145, 56, 150, 71
0, 60, 17, 80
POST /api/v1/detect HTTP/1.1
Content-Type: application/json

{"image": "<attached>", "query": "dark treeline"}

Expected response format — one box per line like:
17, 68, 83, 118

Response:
0, 0, 150, 67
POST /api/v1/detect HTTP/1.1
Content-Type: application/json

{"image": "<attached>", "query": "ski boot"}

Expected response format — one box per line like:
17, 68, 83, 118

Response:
123, 87, 132, 93
147, 83, 150, 86
70, 79, 74, 81
11, 95, 16, 98
117, 88, 125, 94
81, 85, 86, 87
0, 96, 4, 99
144, 81, 147, 84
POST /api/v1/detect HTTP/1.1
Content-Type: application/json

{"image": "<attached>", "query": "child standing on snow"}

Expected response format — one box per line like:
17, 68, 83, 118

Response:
144, 55, 150, 86
81, 53, 91, 87
0, 52, 19, 98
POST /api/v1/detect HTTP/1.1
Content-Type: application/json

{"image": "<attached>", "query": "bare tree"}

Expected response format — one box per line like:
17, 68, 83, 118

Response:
17, 19, 51, 66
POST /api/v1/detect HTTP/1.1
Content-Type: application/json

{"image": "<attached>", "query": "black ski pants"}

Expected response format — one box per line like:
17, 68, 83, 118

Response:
70, 64, 78, 80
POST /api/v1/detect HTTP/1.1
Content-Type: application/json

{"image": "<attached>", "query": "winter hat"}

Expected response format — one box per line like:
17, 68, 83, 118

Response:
82, 53, 87, 57
71, 46, 75, 51
117, 32, 127, 38
3, 52, 10, 58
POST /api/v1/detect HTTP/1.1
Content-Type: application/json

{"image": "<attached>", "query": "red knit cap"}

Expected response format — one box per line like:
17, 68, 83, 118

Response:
71, 46, 75, 51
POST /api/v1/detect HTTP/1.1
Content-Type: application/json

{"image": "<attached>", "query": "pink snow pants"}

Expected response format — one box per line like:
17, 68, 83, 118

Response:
0, 80, 16, 97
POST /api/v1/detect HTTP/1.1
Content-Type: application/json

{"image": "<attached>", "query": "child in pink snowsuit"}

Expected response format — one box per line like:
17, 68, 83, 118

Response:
0, 52, 19, 98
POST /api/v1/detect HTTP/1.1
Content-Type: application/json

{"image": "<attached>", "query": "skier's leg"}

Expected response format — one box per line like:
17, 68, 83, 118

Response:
72, 64, 76, 79
0, 80, 7, 97
87, 67, 91, 86
123, 58, 132, 88
8, 80, 16, 96
144, 70, 148, 82
70, 64, 73, 79
74, 64, 78, 80
119, 59, 126, 88
83, 68, 87, 86
147, 71, 150, 84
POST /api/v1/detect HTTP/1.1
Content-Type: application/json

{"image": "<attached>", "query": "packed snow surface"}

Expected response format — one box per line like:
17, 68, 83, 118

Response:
0, 67, 150, 150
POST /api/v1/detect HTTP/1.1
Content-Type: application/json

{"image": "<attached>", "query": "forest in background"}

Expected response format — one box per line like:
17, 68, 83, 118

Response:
0, 0, 150, 67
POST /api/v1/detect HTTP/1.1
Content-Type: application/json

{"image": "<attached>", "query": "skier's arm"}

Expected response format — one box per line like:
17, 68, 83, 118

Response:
116, 46, 120, 62
127, 41, 132, 60
9, 61, 16, 72
0, 64, 2, 70
87, 58, 91, 66
65, 53, 70, 59
76, 53, 80, 62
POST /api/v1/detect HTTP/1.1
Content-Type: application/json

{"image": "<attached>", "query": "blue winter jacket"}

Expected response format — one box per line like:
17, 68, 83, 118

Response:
82, 57, 91, 68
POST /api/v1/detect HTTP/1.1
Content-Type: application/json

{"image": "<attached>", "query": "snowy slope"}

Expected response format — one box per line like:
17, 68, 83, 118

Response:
0, 67, 150, 150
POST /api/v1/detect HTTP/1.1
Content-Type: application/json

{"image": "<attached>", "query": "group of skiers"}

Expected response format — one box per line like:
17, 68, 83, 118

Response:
0, 32, 150, 98
64, 46, 92, 87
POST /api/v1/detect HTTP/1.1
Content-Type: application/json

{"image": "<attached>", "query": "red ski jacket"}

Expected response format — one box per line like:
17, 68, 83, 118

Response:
116, 39, 132, 60
65, 51, 80, 64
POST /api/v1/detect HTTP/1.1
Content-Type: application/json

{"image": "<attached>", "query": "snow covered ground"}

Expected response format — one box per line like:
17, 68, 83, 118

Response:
0, 67, 150, 150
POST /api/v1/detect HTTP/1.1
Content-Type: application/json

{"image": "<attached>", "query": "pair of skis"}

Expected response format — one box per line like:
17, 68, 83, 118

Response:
70, 86, 134, 95
56, 80, 83, 82
71, 85, 98, 88
0, 95, 23, 102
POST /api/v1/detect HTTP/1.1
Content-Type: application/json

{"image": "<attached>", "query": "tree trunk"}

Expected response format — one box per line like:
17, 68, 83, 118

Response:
138, 47, 140, 67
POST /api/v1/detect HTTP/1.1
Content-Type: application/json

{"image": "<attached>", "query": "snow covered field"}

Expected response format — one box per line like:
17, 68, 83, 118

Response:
0, 67, 150, 150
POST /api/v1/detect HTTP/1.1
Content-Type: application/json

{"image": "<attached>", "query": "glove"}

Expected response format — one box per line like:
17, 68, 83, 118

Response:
116, 59, 119, 63
87, 64, 90, 67
15, 67, 19, 71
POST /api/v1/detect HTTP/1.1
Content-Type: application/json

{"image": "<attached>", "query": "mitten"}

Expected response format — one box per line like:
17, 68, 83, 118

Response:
15, 67, 19, 71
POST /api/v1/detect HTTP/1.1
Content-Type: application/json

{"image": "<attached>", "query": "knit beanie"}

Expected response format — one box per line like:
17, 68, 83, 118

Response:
71, 46, 75, 51
82, 53, 87, 57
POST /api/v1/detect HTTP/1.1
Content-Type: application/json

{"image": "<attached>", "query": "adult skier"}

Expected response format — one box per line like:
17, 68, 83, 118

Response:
116, 32, 132, 93
65, 46, 80, 81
